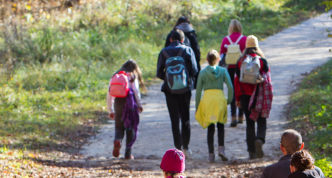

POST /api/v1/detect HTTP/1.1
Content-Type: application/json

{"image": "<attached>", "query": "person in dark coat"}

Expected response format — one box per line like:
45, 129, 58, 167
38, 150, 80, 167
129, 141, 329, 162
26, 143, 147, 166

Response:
165, 16, 201, 88
260, 129, 325, 178
288, 150, 321, 178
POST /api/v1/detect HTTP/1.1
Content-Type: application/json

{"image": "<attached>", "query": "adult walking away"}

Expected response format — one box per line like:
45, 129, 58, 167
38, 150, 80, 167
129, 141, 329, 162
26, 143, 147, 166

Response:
234, 35, 273, 159
219, 19, 247, 127
165, 16, 201, 88
195, 50, 233, 162
260, 129, 325, 178
157, 29, 198, 157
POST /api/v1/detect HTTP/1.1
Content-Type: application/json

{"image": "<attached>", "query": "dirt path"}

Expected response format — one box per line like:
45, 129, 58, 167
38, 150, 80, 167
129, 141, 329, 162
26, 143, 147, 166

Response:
80, 13, 332, 177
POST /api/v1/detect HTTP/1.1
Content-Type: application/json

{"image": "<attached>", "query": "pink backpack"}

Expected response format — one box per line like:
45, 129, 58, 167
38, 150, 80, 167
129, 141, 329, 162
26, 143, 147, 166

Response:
109, 71, 129, 98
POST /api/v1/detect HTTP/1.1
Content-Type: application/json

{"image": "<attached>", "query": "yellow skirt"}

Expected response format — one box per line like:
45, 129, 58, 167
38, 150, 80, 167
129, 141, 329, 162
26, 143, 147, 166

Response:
195, 89, 227, 129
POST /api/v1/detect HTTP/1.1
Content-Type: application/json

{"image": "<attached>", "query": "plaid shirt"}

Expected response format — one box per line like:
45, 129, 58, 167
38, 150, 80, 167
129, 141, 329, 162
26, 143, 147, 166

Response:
249, 71, 273, 121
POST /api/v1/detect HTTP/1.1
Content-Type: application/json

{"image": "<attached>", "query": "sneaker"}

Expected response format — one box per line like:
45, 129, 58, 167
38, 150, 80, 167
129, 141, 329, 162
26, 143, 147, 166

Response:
182, 149, 192, 158
249, 152, 256, 159
112, 140, 121, 158
208, 153, 215, 163
218, 146, 228, 161
238, 115, 244, 124
230, 116, 237, 127
255, 139, 264, 158
125, 155, 134, 160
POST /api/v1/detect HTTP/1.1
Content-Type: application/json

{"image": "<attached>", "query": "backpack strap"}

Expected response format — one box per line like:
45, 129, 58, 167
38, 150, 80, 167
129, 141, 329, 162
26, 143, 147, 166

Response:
226, 36, 234, 45
234, 35, 244, 45
162, 49, 170, 59
177, 47, 184, 57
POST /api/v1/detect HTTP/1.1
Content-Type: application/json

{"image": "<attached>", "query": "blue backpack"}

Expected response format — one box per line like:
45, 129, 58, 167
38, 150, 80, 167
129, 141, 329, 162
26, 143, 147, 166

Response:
162, 48, 190, 94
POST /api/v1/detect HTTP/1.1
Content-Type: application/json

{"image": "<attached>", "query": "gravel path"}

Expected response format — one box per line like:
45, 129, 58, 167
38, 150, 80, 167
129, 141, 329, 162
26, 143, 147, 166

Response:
80, 12, 332, 176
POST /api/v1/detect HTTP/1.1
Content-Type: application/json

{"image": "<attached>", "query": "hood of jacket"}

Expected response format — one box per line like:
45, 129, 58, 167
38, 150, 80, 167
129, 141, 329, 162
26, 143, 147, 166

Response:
176, 22, 194, 32
205, 66, 221, 80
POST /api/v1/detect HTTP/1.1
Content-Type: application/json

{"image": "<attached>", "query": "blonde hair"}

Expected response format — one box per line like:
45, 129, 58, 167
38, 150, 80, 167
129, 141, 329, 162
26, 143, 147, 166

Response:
206, 50, 220, 66
228, 19, 243, 35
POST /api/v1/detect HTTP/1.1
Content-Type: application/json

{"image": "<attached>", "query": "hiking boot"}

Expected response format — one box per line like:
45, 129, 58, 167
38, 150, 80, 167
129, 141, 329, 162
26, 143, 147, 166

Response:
183, 149, 192, 158
208, 153, 215, 163
249, 152, 256, 159
218, 146, 228, 161
238, 115, 244, 124
255, 139, 264, 158
230, 116, 237, 127
112, 140, 121, 158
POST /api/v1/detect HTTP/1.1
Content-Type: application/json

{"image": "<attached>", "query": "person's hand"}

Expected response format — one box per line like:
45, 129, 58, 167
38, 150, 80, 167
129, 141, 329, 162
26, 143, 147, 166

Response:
236, 101, 242, 108
138, 107, 143, 113
109, 113, 115, 120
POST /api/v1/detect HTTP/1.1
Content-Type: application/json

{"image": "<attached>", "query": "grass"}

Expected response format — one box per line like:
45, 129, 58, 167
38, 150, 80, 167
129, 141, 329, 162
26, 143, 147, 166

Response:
288, 59, 332, 176
0, 0, 327, 152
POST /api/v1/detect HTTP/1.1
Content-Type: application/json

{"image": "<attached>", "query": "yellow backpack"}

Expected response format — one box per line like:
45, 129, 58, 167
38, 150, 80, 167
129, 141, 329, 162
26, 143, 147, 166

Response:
225, 35, 243, 65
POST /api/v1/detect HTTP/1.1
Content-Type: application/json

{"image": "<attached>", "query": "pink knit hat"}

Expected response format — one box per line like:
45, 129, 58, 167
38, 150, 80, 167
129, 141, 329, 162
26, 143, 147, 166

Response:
160, 149, 185, 173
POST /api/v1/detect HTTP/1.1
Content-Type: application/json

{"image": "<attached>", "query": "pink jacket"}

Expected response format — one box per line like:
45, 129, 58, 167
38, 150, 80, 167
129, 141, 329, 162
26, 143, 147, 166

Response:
219, 32, 247, 68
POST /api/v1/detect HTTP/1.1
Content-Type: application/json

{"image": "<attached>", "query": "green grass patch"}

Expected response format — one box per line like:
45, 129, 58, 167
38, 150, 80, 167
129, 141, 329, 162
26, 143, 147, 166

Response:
288, 59, 332, 176
0, 0, 326, 151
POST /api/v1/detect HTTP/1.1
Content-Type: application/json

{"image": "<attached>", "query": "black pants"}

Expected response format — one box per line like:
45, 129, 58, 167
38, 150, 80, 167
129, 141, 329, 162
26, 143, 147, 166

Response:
165, 90, 191, 150
240, 95, 266, 153
228, 68, 243, 117
114, 98, 134, 149
207, 123, 224, 153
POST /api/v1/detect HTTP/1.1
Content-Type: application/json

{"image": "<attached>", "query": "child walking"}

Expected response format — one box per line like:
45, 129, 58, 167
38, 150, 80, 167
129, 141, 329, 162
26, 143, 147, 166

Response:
160, 149, 186, 178
195, 50, 233, 162
107, 59, 146, 159
289, 150, 321, 178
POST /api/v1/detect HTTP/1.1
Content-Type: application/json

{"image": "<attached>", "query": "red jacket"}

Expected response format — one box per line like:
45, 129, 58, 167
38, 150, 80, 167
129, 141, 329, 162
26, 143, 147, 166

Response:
219, 32, 247, 68
234, 53, 270, 101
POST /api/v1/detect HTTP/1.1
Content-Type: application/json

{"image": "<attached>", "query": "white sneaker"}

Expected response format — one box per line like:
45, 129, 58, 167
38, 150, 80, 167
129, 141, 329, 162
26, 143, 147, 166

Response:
182, 149, 192, 158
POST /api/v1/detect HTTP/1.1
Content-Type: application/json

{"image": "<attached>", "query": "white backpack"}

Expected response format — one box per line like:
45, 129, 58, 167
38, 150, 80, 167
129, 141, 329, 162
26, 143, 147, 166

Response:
225, 35, 243, 65
240, 55, 263, 84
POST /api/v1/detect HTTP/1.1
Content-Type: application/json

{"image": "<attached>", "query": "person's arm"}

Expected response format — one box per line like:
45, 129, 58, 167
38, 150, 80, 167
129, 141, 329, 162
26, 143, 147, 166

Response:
261, 58, 269, 73
186, 47, 198, 77
107, 82, 114, 113
235, 58, 241, 77
195, 72, 203, 110
165, 32, 171, 48
219, 37, 227, 55
190, 33, 201, 71
156, 50, 166, 80
131, 78, 142, 108
223, 69, 233, 104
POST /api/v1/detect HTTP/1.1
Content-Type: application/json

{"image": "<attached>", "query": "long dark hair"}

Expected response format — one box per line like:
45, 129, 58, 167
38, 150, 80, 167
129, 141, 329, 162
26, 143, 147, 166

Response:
240, 47, 265, 60
173, 16, 191, 30
114, 59, 147, 92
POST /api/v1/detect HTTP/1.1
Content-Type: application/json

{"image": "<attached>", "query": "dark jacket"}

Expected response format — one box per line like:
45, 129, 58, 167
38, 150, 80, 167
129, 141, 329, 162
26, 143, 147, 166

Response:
288, 169, 322, 178
157, 41, 198, 93
165, 30, 201, 72
261, 154, 325, 178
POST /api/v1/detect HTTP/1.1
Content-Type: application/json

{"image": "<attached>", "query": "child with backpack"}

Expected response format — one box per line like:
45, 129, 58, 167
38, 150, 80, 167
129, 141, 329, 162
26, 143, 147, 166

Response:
160, 149, 186, 178
219, 19, 247, 127
289, 150, 321, 178
107, 59, 146, 159
234, 35, 273, 159
195, 50, 233, 162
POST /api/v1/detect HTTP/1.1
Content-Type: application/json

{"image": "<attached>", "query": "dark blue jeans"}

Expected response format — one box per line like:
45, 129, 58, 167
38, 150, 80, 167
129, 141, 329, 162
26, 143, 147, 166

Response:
240, 95, 266, 153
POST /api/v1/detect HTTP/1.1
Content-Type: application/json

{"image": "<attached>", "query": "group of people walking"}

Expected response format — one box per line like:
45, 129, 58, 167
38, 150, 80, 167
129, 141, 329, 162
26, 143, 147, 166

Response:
106, 16, 325, 178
